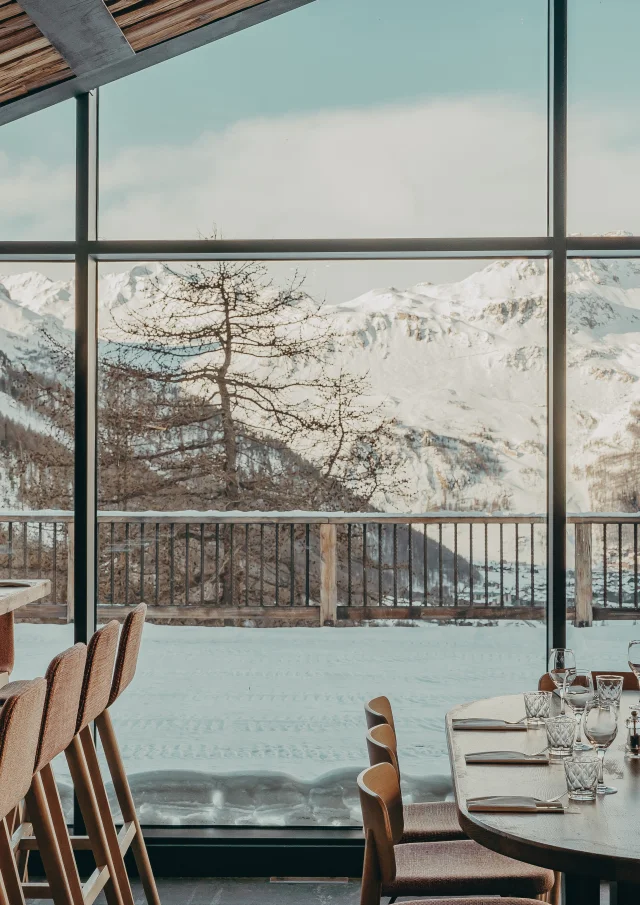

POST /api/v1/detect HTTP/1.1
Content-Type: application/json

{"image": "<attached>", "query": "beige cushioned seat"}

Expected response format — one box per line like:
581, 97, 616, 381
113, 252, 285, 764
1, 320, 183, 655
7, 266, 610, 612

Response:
389, 840, 553, 898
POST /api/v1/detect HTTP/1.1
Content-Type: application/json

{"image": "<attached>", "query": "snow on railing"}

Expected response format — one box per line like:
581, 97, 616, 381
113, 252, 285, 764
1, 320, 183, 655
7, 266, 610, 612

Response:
0, 511, 639, 626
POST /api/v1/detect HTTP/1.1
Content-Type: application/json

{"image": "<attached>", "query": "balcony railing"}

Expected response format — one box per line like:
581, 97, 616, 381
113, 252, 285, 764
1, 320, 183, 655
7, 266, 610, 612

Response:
0, 511, 638, 626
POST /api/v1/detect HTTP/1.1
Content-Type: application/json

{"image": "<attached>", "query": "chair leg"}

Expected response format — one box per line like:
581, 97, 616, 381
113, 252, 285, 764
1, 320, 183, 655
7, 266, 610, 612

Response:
97, 710, 161, 905
65, 735, 125, 905
78, 726, 135, 905
0, 819, 25, 905
39, 764, 86, 905
25, 773, 76, 905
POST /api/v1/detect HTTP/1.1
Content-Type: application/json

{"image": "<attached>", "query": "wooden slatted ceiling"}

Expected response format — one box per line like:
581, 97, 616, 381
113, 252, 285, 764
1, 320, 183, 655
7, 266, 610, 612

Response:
0, 1, 71, 104
106, 0, 266, 52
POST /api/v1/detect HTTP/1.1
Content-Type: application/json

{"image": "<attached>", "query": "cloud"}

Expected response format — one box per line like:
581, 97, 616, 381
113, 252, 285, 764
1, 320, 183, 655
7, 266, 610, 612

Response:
98, 96, 548, 240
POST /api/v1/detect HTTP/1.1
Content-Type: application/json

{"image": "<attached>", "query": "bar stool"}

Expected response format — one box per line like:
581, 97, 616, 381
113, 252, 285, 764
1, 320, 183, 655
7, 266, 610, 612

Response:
364, 696, 465, 842
12, 635, 132, 905
357, 763, 555, 904
84, 604, 160, 905
0, 678, 47, 905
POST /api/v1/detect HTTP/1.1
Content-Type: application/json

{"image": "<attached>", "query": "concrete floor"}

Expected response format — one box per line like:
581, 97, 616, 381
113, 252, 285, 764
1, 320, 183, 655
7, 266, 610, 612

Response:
129, 878, 362, 905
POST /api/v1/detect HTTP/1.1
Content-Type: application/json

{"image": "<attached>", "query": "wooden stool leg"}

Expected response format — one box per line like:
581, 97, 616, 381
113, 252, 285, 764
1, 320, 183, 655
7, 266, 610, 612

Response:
97, 711, 161, 905
79, 726, 135, 905
65, 735, 125, 905
0, 819, 25, 905
39, 764, 85, 905
25, 773, 76, 905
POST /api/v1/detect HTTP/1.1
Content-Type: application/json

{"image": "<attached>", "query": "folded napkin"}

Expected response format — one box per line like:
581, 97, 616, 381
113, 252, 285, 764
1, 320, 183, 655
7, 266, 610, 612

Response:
465, 750, 549, 765
467, 796, 565, 813
452, 718, 527, 731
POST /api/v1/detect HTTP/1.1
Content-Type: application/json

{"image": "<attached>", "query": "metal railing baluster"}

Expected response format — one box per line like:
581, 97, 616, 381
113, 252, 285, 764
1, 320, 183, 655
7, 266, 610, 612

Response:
515, 523, 519, 604
347, 523, 352, 606
603, 524, 608, 606
618, 522, 623, 607
393, 524, 398, 606
363, 524, 368, 608
499, 523, 504, 606
185, 523, 190, 606
289, 524, 294, 606
305, 524, 310, 606
200, 524, 205, 606
408, 524, 413, 606
469, 523, 473, 605
453, 524, 458, 606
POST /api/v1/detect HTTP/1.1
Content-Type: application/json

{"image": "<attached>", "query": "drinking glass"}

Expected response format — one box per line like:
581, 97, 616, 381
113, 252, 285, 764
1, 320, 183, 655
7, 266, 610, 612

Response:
564, 752, 599, 801
524, 691, 551, 726
564, 670, 595, 751
596, 674, 624, 710
628, 640, 640, 706
548, 648, 576, 715
583, 703, 618, 794
545, 715, 576, 757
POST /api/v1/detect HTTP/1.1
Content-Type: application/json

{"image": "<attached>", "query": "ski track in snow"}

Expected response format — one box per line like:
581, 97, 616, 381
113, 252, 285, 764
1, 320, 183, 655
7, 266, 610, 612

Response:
15, 620, 640, 826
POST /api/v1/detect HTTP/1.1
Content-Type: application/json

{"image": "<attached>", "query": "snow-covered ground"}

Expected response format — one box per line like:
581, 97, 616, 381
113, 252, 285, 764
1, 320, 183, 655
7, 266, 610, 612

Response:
15, 620, 640, 826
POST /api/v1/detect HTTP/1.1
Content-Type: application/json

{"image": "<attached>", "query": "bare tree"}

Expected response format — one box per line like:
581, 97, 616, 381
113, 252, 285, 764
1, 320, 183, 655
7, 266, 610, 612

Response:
110, 259, 402, 511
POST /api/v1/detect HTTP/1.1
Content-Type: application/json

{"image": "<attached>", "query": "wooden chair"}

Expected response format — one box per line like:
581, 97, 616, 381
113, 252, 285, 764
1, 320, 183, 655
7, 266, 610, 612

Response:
357, 762, 555, 905
364, 696, 395, 731
12, 632, 133, 905
364, 698, 465, 842
539, 670, 637, 692
0, 678, 47, 905
90, 604, 161, 905
366, 723, 465, 842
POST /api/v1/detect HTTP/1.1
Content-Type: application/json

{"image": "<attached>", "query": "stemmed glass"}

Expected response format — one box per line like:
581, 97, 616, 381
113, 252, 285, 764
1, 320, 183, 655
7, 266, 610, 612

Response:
548, 648, 577, 715
564, 670, 595, 751
628, 640, 640, 706
583, 703, 618, 795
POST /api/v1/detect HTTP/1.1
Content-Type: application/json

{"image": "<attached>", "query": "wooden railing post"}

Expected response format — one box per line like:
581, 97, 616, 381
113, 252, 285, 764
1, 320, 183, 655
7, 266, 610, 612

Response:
320, 524, 337, 626
574, 522, 593, 627
66, 523, 75, 624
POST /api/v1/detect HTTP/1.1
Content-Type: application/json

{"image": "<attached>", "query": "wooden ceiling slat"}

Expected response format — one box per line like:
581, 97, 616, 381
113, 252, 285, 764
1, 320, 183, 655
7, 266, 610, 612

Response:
0, 33, 48, 64
0, 12, 33, 40
120, 0, 265, 51
0, 23, 43, 53
0, 4, 24, 24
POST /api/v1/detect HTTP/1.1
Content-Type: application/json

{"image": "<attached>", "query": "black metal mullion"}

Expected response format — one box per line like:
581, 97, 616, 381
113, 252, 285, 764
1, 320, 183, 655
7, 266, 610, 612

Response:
547, 0, 568, 653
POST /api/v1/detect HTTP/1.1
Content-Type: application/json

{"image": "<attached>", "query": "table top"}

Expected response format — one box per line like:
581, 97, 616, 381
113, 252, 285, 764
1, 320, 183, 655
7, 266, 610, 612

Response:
0, 579, 51, 615
446, 692, 640, 884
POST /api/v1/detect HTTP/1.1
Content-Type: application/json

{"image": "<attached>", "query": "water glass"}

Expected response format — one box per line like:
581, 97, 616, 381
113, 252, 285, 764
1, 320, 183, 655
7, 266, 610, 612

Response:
548, 648, 576, 715
583, 703, 618, 795
564, 752, 599, 801
524, 691, 551, 726
596, 674, 624, 709
545, 715, 576, 757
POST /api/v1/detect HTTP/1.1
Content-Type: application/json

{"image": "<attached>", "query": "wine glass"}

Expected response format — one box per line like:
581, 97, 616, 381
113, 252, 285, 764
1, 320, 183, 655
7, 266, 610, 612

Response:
564, 670, 595, 751
548, 648, 577, 715
583, 703, 618, 794
628, 640, 640, 706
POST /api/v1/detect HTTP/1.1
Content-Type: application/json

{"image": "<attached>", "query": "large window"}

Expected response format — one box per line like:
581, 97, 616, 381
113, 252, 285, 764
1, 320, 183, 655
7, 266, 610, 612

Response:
1, 0, 639, 847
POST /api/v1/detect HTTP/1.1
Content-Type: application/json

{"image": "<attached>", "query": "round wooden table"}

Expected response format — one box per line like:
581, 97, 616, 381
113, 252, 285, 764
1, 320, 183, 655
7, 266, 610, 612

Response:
446, 692, 640, 905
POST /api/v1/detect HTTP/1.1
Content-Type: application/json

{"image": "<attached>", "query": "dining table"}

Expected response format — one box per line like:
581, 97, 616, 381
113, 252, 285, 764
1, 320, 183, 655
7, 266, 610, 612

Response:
447, 692, 640, 905
0, 579, 51, 684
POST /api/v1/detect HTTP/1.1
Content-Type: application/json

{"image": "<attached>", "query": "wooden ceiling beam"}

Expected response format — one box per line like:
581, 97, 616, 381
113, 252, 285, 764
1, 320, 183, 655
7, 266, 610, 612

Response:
18, 0, 134, 76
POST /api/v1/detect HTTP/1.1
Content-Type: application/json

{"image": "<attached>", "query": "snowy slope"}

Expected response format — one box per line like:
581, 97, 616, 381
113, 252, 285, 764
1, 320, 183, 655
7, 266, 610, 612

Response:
2, 257, 640, 514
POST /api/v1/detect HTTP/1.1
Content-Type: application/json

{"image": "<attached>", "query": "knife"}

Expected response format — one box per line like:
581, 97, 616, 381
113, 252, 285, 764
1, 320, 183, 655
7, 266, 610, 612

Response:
465, 750, 549, 764
453, 718, 528, 731
467, 795, 565, 813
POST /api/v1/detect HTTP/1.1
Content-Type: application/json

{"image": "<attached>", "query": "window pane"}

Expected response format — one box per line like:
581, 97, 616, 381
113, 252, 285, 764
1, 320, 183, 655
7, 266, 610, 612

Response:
566, 258, 640, 662
568, 0, 640, 235
99, 0, 547, 239
0, 103, 75, 239
0, 261, 75, 815
97, 256, 547, 826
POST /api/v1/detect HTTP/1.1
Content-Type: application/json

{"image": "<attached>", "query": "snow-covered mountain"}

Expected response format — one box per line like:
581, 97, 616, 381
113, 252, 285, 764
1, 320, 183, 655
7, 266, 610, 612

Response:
2, 257, 640, 514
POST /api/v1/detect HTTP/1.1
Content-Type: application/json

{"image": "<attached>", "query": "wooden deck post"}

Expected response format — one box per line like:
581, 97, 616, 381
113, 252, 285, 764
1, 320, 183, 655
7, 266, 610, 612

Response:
66, 523, 75, 624
320, 524, 337, 626
574, 522, 593, 627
